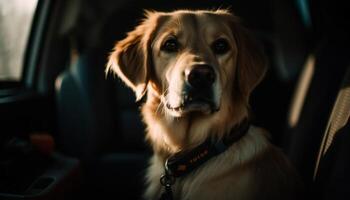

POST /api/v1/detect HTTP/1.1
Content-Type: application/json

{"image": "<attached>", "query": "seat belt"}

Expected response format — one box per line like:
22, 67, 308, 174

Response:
313, 65, 350, 179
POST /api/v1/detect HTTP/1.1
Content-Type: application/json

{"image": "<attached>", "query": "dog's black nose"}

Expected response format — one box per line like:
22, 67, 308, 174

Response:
187, 65, 215, 89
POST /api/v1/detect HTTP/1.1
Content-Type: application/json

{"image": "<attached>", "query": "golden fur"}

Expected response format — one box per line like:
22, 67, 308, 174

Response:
107, 9, 301, 200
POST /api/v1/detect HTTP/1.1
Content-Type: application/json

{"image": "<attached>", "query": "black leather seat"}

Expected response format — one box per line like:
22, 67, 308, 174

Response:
55, 49, 148, 199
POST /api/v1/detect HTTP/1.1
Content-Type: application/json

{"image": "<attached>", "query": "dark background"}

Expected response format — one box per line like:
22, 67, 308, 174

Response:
1, 0, 350, 199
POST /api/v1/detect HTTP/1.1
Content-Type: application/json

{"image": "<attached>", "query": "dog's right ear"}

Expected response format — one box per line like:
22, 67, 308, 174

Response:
106, 11, 161, 101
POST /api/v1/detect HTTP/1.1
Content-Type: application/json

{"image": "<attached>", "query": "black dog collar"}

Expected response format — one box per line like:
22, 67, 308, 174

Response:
159, 119, 250, 200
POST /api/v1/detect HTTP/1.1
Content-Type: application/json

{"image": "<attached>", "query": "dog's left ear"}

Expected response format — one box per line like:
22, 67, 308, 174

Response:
106, 11, 161, 101
230, 18, 267, 102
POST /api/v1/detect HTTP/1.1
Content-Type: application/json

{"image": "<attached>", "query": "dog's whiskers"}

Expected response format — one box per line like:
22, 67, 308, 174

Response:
155, 89, 169, 115
156, 101, 165, 115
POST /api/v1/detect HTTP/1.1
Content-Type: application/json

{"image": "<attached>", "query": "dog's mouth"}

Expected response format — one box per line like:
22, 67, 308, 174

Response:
165, 95, 219, 117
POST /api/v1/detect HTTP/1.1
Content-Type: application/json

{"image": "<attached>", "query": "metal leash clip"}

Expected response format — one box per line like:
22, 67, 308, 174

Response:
159, 159, 176, 200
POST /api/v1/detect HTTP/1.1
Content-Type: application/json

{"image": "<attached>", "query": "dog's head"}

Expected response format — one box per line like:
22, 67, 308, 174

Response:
107, 10, 266, 119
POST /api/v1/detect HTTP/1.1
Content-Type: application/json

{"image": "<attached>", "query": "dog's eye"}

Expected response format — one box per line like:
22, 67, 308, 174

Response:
161, 38, 179, 53
212, 38, 230, 55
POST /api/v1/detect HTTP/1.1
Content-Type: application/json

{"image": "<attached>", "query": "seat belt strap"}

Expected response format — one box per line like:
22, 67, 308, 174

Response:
314, 66, 350, 179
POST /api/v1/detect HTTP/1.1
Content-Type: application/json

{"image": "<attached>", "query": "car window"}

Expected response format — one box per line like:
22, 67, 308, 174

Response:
0, 0, 38, 81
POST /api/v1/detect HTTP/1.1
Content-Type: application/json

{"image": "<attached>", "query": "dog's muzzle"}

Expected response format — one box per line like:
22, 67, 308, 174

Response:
166, 64, 219, 115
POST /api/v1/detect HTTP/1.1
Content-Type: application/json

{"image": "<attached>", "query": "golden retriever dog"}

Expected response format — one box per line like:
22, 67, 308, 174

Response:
107, 9, 301, 200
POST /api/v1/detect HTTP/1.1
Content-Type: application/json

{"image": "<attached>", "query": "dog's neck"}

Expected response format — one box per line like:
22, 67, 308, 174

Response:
142, 89, 249, 158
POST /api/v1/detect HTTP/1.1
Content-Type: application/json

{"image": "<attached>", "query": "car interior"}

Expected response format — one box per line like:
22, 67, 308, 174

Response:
0, 0, 349, 199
